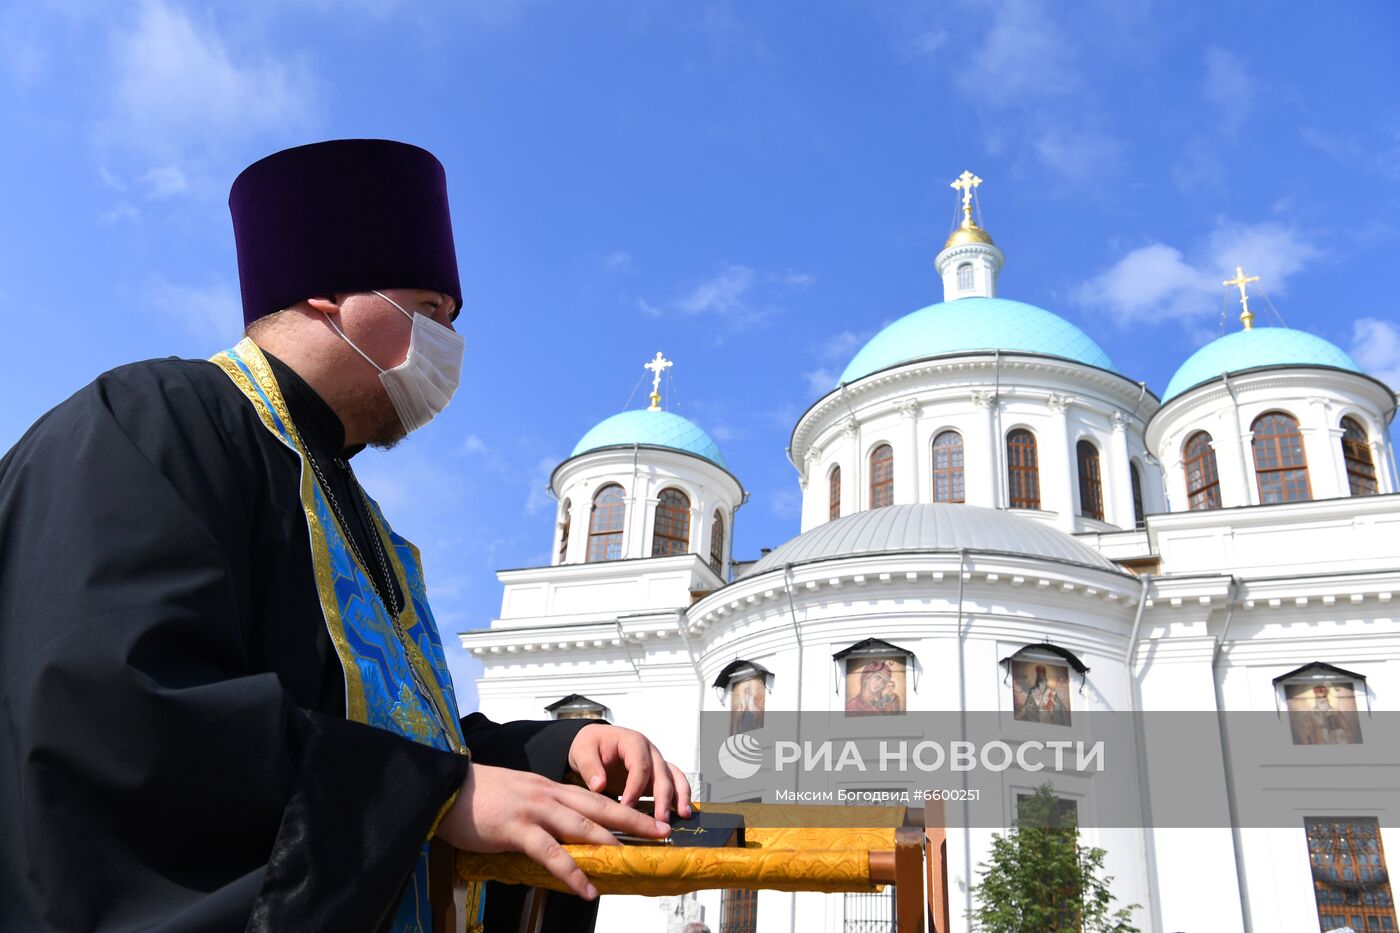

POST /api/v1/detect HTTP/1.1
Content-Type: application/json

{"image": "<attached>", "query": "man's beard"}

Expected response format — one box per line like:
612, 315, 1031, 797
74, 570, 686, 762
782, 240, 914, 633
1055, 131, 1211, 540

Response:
345, 383, 407, 450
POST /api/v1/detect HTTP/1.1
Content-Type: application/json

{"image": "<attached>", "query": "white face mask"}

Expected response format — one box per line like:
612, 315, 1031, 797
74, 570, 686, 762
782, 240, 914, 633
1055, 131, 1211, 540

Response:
327, 290, 465, 435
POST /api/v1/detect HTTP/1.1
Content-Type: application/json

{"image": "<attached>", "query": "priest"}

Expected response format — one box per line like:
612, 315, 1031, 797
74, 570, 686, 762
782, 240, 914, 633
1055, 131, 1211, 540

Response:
0, 140, 690, 932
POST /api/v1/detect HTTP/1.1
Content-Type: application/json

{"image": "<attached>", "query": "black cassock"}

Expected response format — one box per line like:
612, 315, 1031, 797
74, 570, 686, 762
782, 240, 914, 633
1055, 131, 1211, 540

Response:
0, 353, 592, 932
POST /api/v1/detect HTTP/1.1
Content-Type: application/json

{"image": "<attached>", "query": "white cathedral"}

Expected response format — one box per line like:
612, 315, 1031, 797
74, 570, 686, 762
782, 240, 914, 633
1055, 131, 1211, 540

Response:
460, 174, 1400, 933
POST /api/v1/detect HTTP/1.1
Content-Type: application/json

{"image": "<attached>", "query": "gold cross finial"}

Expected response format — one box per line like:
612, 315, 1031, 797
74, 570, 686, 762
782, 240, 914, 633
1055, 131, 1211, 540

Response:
1223, 265, 1261, 330
644, 352, 672, 411
950, 170, 983, 224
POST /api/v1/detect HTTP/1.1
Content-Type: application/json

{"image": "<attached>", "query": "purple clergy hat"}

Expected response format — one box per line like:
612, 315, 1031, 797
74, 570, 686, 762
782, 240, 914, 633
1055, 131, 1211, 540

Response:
229, 139, 462, 327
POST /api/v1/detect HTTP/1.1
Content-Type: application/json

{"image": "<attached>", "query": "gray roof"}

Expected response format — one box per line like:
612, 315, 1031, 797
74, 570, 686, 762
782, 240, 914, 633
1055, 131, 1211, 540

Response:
746, 503, 1119, 576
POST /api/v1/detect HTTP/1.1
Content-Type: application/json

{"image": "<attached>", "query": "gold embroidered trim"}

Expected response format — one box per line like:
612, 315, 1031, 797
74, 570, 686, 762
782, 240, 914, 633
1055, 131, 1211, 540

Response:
211, 339, 369, 723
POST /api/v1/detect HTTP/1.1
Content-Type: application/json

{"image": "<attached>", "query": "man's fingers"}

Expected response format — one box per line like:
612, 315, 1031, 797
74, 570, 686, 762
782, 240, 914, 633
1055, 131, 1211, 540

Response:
618, 737, 653, 809
563, 784, 669, 837
569, 733, 609, 793
520, 827, 598, 901
543, 805, 622, 848
670, 762, 693, 818
650, 746, 674, 824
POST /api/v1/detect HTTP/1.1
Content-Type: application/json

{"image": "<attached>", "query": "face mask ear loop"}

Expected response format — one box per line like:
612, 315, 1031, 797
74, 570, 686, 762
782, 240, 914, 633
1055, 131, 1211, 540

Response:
371, 289, 416, 322
324, 312, 386, 374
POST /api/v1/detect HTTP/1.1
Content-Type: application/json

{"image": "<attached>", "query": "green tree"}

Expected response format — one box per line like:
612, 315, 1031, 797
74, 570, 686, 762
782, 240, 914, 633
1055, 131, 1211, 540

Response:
968, 785, 1140, 932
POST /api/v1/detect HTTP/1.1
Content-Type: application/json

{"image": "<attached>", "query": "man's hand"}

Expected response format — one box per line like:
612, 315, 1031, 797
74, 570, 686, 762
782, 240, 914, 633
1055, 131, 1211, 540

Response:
435, 763, 671, 900
566, 723, 694, 823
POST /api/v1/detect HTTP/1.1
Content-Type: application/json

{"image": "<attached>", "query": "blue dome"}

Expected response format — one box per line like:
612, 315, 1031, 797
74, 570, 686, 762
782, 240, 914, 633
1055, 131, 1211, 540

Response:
839, 297, 1116, 384
1163, 328, 1363, 401
571, 409, 728, 468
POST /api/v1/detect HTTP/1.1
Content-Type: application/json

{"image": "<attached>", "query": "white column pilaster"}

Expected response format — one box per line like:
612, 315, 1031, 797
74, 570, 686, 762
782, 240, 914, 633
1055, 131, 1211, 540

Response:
971, 390, 997, 508
1047, 394, 1075, 530
899, 399, 921, 505
1109, 412, 1136, 529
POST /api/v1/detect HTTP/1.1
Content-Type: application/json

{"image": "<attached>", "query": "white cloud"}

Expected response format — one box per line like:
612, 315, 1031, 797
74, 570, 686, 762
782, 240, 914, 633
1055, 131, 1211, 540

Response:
776, 271, 815, 288
1203, 48, 1254, 134
641, 263, 812, 333
674, 265, 757, 316
816, 330, 869, 362
148, 277, 244, 344
459, 433, 490, 456
1172, 136, 1225, 192
707, 423, 741, 444
768, 487, 801, 520
140, 165, 187, 199
1076, 221, 1319, 327
102, 1, 316, 162
1204, 222, 1319, 307
604, 251, 633, 269
804, 368, 839, 396
1034, 126, 1124, 187
1349, 318, 1400, 390
523, 455, 558, 516
99, 203, 141, 224
929, 1, 1125, 188
955, 0, 1077, 108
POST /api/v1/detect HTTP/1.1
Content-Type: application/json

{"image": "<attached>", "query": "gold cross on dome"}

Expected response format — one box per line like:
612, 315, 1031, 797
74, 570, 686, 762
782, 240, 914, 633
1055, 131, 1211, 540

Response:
1223, 266, 1261, 331
644, 352, 672, 411
950, 170, 983, 221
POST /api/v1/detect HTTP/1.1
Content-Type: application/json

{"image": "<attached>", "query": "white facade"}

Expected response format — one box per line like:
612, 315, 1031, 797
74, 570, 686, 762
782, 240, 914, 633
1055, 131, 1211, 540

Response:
462, 224, 1400, 932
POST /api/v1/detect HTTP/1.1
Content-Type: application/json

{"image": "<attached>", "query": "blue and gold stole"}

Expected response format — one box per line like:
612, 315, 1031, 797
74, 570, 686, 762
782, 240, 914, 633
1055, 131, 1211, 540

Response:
212, 338, 480, 932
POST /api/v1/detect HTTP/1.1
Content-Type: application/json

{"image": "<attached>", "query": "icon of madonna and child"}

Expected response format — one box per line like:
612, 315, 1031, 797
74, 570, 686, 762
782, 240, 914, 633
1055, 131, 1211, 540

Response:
845, 657, 907, 715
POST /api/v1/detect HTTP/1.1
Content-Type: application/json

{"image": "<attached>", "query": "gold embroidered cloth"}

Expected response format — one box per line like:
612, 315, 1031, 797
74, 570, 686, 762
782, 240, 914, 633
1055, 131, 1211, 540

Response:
454, 804, 903, 896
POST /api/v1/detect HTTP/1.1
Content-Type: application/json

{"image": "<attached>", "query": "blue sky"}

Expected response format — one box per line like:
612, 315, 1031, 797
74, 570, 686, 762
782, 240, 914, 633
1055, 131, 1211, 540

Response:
3, 1, 1398, 713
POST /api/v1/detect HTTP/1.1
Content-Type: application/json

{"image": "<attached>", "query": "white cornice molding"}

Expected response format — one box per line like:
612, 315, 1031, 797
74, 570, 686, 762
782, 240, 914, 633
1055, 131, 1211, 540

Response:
551, 445, 745, 501
1147, 367, 1396, 451
685, 551, 1140, 637
792, 353, 1157, 466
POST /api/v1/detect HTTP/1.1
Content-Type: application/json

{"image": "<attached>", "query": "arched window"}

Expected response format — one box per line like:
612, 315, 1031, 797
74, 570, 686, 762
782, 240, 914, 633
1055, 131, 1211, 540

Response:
1076, 440, 1104, 520
558, 499, 571, 563
1130, 462, 1146, 528
1341, 417, 1379, 497
1006, 429, 1040, 509
709, 510, 726, 576
586, 484, 626, 561
1183, 432, 1222, 511
869, 444, 894, 509
828, 465, 841, 520
651, 488, 691, 557
932, 430, 965, 503
1252, 411, 1311, 504
957, 262, 974, 292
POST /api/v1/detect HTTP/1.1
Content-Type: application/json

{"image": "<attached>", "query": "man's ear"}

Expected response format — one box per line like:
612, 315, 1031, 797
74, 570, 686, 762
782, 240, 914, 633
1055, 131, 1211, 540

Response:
305, 295, 341, 315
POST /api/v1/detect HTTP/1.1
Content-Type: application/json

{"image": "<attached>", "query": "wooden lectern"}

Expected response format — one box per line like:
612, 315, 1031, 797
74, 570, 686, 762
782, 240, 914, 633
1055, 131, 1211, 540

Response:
439, 802, 949, 933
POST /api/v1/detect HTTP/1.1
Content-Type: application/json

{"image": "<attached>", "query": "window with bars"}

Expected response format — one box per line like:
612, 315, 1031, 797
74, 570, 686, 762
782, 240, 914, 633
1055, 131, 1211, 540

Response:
932, 430, 965, 503
651, 488, 691, 557
557, 499, 571, 563
1306, 817, 1397, 932
709, 510, 726, 577
957, 262, 974, 292
1252, 411, 1312, 504
1006, 429, 1040, 510
720, 888, 758, 933
1342, 416, 1380, 497
829, 465, 842, 521
870, 444, 894, 509
1130, 462, 1146, 528
1076, 440, 1104, 520
1183, 431, 1222, 511
843, 886, 896, 932
586, 484, 625, 562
